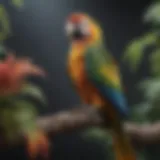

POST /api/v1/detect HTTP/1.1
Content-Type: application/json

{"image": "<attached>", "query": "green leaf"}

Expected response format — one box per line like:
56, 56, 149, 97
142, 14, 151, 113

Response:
10, 0, 24, 9
20, 83, 47, 105
0, 100, 38, 142
143, 2, 160, 26
137, 150, 147, 160
82, 127, 112, 146
12, 100, 38, 133
0, 5, 11, 42
148, 99, 160, 121
130, 103, 151, 122
123, 33, 157, 71
137, 78, 160, 122
149, 48, 160, 76
139, 78, 160, 101
0, 45, 6, 55
82, 127, 114, 160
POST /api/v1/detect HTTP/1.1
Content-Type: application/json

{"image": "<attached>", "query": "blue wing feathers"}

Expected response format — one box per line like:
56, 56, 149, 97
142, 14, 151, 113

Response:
96, 85, 129, 117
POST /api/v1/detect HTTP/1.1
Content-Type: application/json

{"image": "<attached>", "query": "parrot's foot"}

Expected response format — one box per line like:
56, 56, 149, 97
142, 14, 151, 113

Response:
26, 131, 49, 160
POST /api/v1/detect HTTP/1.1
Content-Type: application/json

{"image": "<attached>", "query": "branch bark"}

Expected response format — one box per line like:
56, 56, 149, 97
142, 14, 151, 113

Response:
37, 106, 160, 145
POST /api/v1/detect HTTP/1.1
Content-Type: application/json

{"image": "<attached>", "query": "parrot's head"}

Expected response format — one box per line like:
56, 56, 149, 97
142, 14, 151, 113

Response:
65, 12, 102, 45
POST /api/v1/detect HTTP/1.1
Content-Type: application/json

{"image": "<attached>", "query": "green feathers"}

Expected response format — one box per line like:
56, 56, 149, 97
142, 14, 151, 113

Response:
86, 42, 122, 90
85, 41, 128, 116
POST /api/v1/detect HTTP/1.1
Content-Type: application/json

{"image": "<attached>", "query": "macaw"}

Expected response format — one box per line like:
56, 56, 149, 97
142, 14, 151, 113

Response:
65, 13, 136, 160
0, 50, 49, 160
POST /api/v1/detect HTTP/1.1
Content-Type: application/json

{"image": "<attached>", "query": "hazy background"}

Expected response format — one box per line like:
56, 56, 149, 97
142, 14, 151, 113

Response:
0, 0, 152, 159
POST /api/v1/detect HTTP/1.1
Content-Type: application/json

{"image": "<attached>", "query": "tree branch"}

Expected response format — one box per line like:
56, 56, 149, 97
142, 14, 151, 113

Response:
37, 106, 160, 145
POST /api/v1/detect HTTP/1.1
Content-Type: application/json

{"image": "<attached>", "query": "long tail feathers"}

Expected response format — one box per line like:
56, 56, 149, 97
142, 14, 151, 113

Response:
112, 128, 136, 160
26, 130, 50, 160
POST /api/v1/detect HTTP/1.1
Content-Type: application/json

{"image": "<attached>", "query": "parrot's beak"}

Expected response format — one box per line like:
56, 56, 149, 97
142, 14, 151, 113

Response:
70, 27, 85, 40
65, 20, 90, 41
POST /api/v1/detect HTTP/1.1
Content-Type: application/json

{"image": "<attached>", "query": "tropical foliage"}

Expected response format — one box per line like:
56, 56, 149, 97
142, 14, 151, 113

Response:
0, 46, 47, 143
0, 0, 47, 145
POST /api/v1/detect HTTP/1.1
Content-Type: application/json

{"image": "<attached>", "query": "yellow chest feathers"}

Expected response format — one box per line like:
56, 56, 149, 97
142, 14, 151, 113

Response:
68, 46, 86, 82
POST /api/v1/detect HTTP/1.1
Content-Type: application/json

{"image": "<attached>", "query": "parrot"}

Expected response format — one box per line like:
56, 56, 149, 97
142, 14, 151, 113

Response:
65, 12, 136, 160
0, 48, 49, 160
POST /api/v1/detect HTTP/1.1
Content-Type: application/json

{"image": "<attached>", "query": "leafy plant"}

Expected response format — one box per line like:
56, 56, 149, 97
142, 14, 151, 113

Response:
0, 46, 49, 160
123, 0, 160, 123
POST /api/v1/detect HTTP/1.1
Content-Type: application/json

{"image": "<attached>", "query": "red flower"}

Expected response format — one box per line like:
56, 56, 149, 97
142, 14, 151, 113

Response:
0, 54, 46, 96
